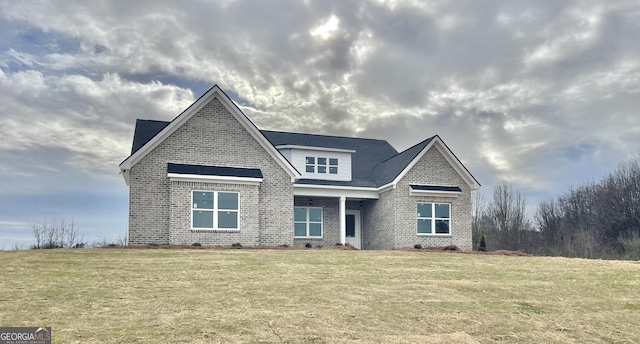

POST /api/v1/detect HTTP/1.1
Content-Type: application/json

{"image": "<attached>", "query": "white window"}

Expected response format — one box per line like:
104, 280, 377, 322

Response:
294, 207, 323, 238
192, 191, 239, 230
305, 156, 339, 175
417, 203, 450, 235
305, 157, 315, 173
317, 157, 327, 173
329, 158, 338, 174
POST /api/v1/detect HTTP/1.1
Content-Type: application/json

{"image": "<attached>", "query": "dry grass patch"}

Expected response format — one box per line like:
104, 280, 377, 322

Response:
1, 249, 639, 343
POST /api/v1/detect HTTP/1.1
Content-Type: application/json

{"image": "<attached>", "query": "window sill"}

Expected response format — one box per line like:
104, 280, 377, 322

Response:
294, 237, 324, 240
417, 233, 452, 237
191, 229, 240, 233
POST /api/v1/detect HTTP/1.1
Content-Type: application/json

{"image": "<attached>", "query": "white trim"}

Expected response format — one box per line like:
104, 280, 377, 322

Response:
377, 183, 396, 193
294, 206, 324, 238
416, 202, 452, 236
119, 85, 300, 181
276, 145, 356, 153
391, 137, 481, 190
294, 184, 379, 199
191, 190, 240, 231
168, 173, 263, 186
409, 189, 461, 198
345, 210, 361, 249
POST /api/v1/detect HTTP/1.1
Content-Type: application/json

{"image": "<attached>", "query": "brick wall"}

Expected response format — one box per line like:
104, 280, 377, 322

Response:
169, 180, 260, 245
128, 97, 294, 246
362, 190, 396, 250
393, 145, 473, 250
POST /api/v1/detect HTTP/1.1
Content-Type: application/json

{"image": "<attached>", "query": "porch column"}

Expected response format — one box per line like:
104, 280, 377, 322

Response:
339, 196, 346, 245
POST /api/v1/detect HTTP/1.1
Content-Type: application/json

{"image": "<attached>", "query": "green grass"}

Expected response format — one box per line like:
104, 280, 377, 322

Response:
1, 249, 639, 343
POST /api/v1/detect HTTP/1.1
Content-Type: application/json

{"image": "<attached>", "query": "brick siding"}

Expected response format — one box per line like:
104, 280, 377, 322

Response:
128, 97, 294, 246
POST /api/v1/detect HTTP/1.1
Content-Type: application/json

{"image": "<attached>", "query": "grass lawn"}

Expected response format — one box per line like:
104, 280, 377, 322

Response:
1, 248, 639, 343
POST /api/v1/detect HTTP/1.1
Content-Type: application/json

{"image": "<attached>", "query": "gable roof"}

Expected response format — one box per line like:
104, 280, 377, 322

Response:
369, 137, 434, 186
121, 86, 479, 190
119, 85, 301, 183
381, 135, 481, 190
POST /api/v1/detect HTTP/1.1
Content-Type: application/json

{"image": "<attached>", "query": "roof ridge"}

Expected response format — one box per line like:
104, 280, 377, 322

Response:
261, 129, 390, 142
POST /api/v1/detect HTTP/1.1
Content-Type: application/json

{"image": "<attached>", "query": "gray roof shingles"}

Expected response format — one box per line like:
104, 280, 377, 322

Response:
130, 120, 442, 188
131, 119, 170, 154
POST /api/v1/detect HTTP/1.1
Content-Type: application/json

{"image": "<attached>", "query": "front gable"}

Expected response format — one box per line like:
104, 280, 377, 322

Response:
387, 136, 480, 191
119, 85, 300, 184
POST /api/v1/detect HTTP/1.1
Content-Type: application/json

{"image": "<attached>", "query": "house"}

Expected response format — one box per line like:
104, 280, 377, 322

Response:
119, 85, 480, 250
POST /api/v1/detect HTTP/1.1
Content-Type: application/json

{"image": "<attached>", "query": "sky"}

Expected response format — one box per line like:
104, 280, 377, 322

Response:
1, 0, 639, 248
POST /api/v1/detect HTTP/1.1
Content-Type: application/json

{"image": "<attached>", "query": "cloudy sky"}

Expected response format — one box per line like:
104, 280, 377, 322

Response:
1, 0, 639, 248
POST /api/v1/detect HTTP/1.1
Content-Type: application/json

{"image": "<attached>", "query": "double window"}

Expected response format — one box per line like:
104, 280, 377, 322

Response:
294, 207, 323, 237
417, 203, 451, 235
192, 191, 239, 230
305, 157, 338, 174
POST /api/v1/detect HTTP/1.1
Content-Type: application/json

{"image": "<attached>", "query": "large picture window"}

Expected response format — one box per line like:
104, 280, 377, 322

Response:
192, 191, 239, 230
417, 203, 450, 235
294, 207, 323, 238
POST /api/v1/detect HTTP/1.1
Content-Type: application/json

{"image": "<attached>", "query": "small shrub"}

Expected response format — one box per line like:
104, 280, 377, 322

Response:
192, 243, 202, 247
231, 242, 242, 248
279, 244, 289, 248
305, 243, 312, 248
444, 245, 459, 251
414, 244, 422, 249
37, 243, 63, 249
479, 230, 487, 252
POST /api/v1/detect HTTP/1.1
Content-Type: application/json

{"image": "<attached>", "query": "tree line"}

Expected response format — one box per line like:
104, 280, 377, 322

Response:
473, 158, 640, 260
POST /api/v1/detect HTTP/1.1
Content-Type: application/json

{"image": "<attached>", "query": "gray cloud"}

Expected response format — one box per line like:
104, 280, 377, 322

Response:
1, 0, 639, 244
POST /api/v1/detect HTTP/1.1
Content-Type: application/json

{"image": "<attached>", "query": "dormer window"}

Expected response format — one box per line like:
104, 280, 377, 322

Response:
277, 145, 354, 181
318, 157, 327, 173
305, 157, 315, 172
329, 158, 338, 174
305, 156, 338, 175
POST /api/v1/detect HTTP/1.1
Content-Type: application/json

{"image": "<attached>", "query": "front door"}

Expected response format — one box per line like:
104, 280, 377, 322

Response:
345, 210, 361, 249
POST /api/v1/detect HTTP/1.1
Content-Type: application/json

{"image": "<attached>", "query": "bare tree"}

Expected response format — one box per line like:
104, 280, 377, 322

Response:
489, 182, 530, 251
29, 218, 82, 249
535, 156, 640, 259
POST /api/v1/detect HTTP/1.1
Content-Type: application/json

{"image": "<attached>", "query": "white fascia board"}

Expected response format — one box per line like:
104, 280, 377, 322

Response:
168, 173, 263, 186
121, 169, 131, 186
391, 137, 481, 190
409, 189, 461, 197
119, 86, 301, 181
293, 184, 379, 199
275, 145, 356, 154
377, 183, 396, 193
